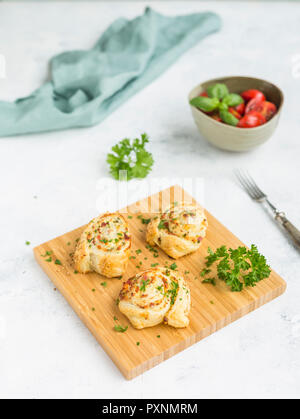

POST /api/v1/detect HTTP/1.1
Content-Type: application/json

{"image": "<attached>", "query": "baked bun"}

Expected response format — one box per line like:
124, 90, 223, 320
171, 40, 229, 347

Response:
118, 267, 190, 329
146, 202, 208, 259
74, 213, 131, 278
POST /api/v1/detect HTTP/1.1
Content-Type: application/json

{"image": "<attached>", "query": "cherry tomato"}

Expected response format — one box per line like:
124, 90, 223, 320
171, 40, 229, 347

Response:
245, 99, 277, 120
199, 91, 208, 97
228, 107, 242, 120
247, 100, 277, 121
235, 102, 245, 115
241, 89, 266, 103
237, 111, 266, 128
245, 97, 263, 114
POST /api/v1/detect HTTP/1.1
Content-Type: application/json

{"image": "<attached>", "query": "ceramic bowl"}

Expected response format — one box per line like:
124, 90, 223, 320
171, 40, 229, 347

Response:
188, 76, 284, 152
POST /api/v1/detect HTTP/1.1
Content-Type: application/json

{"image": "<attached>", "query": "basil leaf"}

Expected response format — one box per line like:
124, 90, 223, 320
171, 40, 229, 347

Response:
190, 97, 219, 112
219, 110, 239, 126
218, 102, 228, 111
222, 93, 244, 107
206, 83, 229, 100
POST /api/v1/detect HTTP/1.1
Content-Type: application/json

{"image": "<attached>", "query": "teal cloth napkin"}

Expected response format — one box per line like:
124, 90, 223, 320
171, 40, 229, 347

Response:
0, 7, 221, 137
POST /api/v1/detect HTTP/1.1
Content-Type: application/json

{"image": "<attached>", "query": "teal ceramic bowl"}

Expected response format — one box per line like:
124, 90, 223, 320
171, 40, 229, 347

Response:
188, 76, 284, 152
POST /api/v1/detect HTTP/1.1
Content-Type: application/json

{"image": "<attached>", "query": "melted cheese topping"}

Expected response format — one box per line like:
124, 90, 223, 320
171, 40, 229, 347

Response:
160, 204, 207, 242
85, 214, 130, 252
120, 267, 188, 310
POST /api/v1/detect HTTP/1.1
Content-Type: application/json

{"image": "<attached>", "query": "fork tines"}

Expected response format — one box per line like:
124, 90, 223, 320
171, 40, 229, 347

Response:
234, 169, 266, 201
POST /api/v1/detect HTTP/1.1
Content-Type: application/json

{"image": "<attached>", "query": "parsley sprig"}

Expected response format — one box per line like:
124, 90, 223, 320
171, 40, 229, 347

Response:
201, 245, 271, 292
107, 133, 154, 180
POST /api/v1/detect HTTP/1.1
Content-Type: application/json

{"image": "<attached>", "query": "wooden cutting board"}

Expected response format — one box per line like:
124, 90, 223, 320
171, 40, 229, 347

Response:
34, 185, 286, 380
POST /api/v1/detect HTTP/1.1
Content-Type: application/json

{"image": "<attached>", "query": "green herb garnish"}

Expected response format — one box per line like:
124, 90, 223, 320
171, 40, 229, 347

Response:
169, 263, 177, 270
114, 324, 128, 333
101, 282, 107, 287
25, 241, 30, 246
107, 133, 154, 181
202, 277, 216, 286
54, 259, 62, 265
137, 215, 151, 225
140, 279, 150, 292
41, 250, 52, 257
201, 245, 271, 292
168, 280, 179, 305
158, 220, 167, 230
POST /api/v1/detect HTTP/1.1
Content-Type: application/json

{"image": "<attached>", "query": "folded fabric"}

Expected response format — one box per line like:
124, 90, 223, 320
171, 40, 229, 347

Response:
0, 7, 221, 137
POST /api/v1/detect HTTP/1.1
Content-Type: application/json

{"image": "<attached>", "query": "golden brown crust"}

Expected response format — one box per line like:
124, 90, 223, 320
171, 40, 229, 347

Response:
146, 202, 208, 259
118, 267, 190, 329
74, 213, 131, 278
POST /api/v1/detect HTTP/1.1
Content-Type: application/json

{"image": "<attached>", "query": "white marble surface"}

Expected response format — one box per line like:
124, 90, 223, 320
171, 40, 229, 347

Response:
0, 1, 300, 399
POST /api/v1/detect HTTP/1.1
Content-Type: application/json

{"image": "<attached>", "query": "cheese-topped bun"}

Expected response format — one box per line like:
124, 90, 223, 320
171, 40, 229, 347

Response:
118, 267, 190, 329
146, 202, 208, 259
74, 213, 131, 278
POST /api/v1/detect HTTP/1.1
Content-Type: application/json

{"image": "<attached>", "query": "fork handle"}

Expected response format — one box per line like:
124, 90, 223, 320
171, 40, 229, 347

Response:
275, 212, 300, 248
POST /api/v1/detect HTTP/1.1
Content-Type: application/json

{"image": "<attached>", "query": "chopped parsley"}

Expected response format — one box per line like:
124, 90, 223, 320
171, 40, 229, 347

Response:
135, 249, 142, 255
114, 324, 128, 333
168, 280, 179, 305
25, 241, 30, 246
169, 263, 177, 270
45, 257, 52, 262
151, 263, 159, 267
202, 278, 216, 286
158, 220, 167, 230
54, 259, 62, 265
140, 279, 150, 292
41, 250, 52, 257
101, 282, 107, 287
137, 215, 151, 225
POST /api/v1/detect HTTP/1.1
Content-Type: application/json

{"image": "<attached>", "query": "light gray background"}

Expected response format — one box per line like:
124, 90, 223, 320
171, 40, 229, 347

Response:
0, 1, 300, 399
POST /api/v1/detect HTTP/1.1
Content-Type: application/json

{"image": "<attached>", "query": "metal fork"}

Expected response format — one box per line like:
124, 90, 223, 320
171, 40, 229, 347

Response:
235, 169, 300, 249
